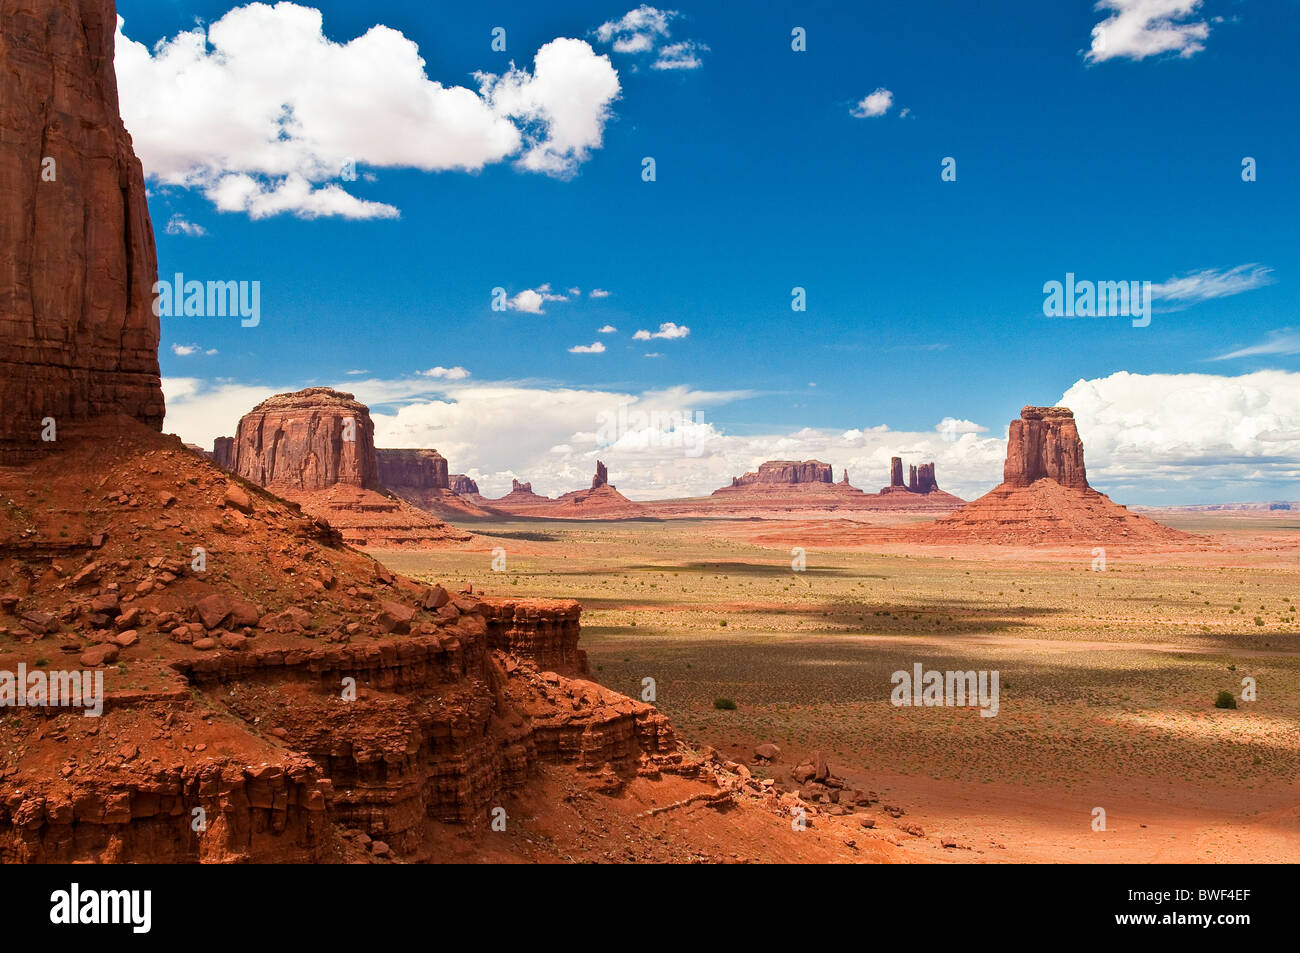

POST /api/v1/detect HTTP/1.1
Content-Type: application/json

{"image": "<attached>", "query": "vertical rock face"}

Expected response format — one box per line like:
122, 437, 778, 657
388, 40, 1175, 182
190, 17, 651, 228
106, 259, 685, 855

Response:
232, 388, 377, 491
376, 449, 449, 490
450, 474, 479, 494
889, 457, 904, 488
591, 460, 609, 489
0, 0, 164, 461
916, 462, 938, 493
1003, 406, 1088, 489
840, 469, 850, 485
212, 436, 234, 470
908, 465, 918, 491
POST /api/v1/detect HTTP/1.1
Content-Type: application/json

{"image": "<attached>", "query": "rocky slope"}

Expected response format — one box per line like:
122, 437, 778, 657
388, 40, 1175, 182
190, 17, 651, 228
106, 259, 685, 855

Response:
0, 0, 164, 462
0, 422, 674, 860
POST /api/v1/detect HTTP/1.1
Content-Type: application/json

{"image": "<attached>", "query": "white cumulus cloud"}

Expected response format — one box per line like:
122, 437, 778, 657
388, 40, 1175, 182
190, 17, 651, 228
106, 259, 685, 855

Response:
632, 321, 690, 341
164, 214, 206, 236
851, 88, 894, 118
419, 365, 471, 380
115, 4, 619, 218
1086, 0, 1210, 63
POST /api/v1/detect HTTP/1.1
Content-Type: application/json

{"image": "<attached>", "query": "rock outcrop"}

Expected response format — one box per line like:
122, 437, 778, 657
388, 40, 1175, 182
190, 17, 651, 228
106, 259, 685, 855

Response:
212, 436, 234, 470
1004, 406, 1087, 490
232, 388, 377, 491
917, 463, 938, 493
375, 449, 498, 520
490, 479, 550, 506
449, 474, 479, 494
909, 406, 1188, 544
0, 0, 164, 461
882, 458, 941, 495
491, 464, 647, 518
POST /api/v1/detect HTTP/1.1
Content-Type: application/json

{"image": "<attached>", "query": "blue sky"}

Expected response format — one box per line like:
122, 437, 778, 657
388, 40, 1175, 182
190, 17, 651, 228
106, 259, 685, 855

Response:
117, 1, 1300, 502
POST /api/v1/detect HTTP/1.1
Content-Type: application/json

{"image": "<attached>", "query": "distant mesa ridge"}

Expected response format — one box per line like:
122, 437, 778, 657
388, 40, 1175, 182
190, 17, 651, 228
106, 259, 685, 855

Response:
729, 460, 833, 487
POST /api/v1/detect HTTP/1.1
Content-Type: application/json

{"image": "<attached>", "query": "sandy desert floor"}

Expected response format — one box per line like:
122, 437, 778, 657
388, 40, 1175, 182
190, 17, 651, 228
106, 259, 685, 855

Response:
379, 512, 1300, 863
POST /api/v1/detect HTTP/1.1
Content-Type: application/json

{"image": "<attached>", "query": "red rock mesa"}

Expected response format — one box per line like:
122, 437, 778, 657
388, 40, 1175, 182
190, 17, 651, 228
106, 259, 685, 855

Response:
228, 388, 467, 547
0, 0, 163, 461
725, 460, 834, 488
232, 388, 377, 491
376, 448, 450, 491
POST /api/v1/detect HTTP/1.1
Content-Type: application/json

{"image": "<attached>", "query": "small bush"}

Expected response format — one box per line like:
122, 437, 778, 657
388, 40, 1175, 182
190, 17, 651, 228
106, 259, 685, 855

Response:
1214, 690, 1237, 710
713, 697, 737, 711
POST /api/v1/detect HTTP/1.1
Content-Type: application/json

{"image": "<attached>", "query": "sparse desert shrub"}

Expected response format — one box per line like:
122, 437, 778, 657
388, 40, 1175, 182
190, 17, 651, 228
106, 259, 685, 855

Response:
1214, 690, 1237, 710
713, 697, 737, 711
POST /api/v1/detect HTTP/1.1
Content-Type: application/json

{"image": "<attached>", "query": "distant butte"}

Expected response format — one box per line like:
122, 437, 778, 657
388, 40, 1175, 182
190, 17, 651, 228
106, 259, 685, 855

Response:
228, 387, 469, 547
908, 406, 1190, 545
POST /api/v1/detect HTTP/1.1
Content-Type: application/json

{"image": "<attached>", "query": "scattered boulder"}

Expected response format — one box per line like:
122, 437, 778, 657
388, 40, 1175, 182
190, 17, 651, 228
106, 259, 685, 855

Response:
80, 644, 119, 667
378, 601, 415, 634
194, 592, 232, 629
754, 743, 782, 763
222, 484, 254, 514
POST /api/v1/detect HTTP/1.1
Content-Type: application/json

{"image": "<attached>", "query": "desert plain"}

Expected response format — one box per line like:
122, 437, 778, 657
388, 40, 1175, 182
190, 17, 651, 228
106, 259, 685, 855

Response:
380, 510, 1300, 863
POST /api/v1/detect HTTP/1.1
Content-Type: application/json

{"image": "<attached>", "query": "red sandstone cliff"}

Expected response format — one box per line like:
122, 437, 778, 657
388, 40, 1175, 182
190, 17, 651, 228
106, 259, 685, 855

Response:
233, 388, 377, 491
377, 448, 450, 491
1004, 406, 1087, 490
0, 0, 164, 461
212, 436, 235, 470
